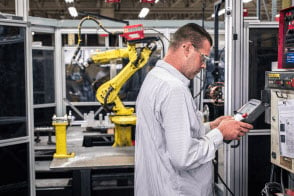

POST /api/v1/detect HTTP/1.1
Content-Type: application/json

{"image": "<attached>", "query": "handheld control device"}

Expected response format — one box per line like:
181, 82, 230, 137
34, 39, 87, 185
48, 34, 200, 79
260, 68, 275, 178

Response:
224, 99, 265, 147
233, 99, 265, 123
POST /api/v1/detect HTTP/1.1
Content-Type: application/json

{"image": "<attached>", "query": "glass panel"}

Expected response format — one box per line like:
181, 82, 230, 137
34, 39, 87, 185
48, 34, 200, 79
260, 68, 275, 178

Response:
34, 107, 56, 127
243, 0, 258, 18
33, 50, 55, 104
32, 32, 54, 46
109, 34, 119, 47
248, 135, 271, 196
62, 34, 106, 47
65, 47, 104, 102
0, 25, 27, 140
0, 143, 30, 196
249, 27, 278, 129
87, 34, 106, 46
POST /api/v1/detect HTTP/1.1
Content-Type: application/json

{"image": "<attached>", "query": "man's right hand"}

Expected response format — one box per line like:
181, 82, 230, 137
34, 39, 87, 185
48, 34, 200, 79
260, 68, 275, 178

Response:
217, 119, 253, 141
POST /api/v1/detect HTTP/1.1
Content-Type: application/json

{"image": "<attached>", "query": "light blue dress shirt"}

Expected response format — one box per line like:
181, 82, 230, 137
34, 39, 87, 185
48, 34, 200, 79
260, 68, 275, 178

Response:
135, 60, 224, 196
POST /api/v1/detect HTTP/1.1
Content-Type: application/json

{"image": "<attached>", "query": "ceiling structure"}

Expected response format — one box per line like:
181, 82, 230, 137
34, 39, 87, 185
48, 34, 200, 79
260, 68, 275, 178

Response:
0, 0, 284, 21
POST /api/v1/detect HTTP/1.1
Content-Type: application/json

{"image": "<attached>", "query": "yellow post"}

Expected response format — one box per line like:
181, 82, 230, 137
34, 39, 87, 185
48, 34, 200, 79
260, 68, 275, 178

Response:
52, 115, 75, 158
112, 125, 132, 147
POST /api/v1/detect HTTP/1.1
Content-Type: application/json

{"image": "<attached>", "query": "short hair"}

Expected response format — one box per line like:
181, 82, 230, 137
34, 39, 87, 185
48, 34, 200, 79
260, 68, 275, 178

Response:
169, 23, 213, 50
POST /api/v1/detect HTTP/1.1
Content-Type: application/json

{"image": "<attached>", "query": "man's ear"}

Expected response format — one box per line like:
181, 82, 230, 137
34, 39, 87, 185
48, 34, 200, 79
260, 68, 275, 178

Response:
182, 43, 190, 57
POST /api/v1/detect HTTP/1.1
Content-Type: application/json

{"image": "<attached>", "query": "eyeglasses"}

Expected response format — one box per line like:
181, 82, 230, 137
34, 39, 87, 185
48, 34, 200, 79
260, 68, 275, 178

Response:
191, 43, 210, 64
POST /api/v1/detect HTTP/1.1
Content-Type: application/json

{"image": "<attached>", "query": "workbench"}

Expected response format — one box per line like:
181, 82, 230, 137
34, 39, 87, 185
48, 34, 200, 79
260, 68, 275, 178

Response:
49, 126, 135, 196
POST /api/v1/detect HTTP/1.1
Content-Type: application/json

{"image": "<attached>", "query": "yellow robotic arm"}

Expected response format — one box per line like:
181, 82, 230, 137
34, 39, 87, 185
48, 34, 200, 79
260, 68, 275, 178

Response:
87, 37, 159, 146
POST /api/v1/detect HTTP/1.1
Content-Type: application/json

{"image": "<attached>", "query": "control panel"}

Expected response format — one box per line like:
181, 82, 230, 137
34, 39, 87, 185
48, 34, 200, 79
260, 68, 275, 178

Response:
270, 88, 294, 173
265, 71, 294, 90
266, 71, 294, 173
224, 99, 265, 146
233, 99, 265, 124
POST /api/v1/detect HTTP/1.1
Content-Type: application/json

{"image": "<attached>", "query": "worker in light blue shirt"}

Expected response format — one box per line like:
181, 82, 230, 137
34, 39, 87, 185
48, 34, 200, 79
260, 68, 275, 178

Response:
135, 23, 253, 196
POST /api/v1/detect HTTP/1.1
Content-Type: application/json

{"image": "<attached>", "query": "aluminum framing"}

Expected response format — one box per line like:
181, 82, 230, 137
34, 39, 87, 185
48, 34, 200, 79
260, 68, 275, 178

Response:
15, 0, 29, 21
243, 21, 278, 196
224, 5, 278, 194
224, 0, 246, 195
0, 18, 35, 196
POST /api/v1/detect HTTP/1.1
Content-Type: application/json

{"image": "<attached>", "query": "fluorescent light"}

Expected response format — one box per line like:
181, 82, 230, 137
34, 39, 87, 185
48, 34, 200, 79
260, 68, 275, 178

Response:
155, 0, 160, 3
65, 0, 74, 3
243, 0, 253, 3
138, 8, 150, 18
68, 7, 78, 17
211, 8, 225, 18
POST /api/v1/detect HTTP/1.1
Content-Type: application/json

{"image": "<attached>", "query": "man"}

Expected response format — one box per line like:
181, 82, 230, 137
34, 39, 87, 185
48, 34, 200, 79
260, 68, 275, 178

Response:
135, 23, 253, 196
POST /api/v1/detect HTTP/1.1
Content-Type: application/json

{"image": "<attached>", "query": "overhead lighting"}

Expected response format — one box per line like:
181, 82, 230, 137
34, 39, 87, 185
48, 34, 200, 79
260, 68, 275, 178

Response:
138, 8, 150, 18
211, 8, 225, 18
105, 0, 121, 2
68, 7, 78, 17
65, 0, 74, 3
140, 0, 155, 2
243, 0, 253, 3
155, 0, 160, 3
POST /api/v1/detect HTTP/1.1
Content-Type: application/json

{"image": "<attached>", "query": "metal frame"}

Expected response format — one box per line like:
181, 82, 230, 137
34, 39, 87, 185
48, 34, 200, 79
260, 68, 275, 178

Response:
224, 5, 278, 193
31, 26, 56, 110
15, 0, 29, 21
243, 21, 278, 196
26, 21, 36, 196
0, 18, 35, 196
224, 0, 245, 195
55, 28, 64, 116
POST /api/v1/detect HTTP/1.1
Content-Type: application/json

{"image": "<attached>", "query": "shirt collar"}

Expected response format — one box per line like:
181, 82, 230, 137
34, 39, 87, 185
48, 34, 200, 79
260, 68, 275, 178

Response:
155, 60, 191, 87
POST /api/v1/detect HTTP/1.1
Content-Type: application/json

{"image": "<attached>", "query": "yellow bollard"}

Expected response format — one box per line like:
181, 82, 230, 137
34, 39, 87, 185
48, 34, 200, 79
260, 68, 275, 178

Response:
52, 115, 75, 158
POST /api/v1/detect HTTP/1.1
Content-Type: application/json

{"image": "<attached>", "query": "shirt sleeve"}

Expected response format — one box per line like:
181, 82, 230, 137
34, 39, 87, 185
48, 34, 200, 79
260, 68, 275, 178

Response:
161, 86, 223, 171
204, 122, 211, 133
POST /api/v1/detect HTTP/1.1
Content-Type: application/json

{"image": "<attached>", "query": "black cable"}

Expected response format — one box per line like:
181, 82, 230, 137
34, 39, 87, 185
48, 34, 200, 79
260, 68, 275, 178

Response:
103, 86, 114, 113
212, 158, 235, 195
280, 167, 285, 195
144, 28, 168, 57
270, 164, 275, 182
216, 172, 235, 196
261, 182, 282, 196
261, 164, 282, 196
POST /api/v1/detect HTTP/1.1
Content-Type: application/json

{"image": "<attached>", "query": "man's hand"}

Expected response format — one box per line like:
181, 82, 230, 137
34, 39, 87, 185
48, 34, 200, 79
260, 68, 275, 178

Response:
217, 119, 253, 141
209, 116, 233, 129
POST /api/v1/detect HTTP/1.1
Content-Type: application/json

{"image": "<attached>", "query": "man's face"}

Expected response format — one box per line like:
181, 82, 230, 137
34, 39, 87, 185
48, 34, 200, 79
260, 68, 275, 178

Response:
181, 39, 211, 80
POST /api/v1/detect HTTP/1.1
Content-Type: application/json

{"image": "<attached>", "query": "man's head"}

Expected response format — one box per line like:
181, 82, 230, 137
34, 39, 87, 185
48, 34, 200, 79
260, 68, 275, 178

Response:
164, 23, 213, 79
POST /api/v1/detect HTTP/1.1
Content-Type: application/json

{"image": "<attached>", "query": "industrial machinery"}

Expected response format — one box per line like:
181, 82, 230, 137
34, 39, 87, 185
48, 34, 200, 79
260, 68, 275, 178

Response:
90, 37, 158, 147
68, 15, 160, 147
278, 6, 294, 69
267, 71, 294, 173
268, 6, 294, 173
